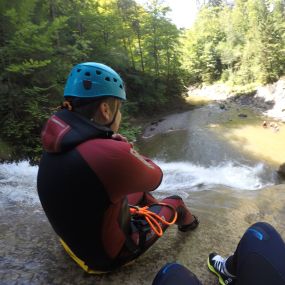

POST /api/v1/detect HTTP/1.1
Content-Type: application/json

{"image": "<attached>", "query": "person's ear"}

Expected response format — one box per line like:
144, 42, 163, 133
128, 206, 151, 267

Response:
99, 102, 111, 121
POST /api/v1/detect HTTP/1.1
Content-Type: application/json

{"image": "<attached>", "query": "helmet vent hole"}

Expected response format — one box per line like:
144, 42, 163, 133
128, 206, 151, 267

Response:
85, 72, 91, 76
105, 77, 110, 81
77, 69, 81, 72
119, 84, 123, 89
113, 78, 117, 82
96, 70, 102, 75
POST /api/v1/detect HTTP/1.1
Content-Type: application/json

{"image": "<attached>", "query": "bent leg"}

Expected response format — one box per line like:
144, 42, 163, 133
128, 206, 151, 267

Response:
127, 192, 159, 206
226, 222, 285, 285
127, 194, 197, 229
131, 196, 198, 253
153, 263, 202, 285
116, 194, 198, 269
162, 195, 198, 230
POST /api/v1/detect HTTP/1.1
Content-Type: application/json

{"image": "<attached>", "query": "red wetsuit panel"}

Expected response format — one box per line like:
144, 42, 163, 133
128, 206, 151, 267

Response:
101, 202, 126, 258
77, 138, 163, 259
77, 138, 163, 203
41, 115, 71, 153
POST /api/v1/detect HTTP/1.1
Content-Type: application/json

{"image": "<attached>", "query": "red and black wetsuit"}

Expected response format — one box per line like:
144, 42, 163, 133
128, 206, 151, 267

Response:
37, 109, 195, 272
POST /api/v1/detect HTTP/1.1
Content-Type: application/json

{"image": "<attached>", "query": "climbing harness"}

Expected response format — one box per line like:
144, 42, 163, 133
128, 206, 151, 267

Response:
59, 238, 108, 274
129, 203, 178, 237
59, 203, 178, 273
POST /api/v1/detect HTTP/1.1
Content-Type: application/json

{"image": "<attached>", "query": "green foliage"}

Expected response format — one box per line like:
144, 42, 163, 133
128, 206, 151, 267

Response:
119, 114, 141, 143
0, 139, 12, 161
4, 0, 284, 162
181, 0, 285, 86
7, 59, 51, 75
0, 0, 185, 162
181, 6, 225, 84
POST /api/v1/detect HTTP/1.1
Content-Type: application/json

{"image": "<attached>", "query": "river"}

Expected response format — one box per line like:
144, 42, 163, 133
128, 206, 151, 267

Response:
1, 102, 285, 284
138, 102, 284, 193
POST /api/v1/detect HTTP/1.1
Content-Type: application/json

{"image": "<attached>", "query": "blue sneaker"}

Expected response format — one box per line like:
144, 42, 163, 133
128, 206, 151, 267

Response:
207, 253, 236, 285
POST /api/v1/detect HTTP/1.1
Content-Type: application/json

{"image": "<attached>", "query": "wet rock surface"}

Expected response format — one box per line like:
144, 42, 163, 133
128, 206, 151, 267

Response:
229, 93, 275, 113
2, 185, 285, 285
143, 112, 189, 138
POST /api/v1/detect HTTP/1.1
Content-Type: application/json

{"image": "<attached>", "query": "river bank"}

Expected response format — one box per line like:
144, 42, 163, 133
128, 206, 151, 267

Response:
141, 102, 285, 173
2, 79, 284, 162
187, 78, 285, 122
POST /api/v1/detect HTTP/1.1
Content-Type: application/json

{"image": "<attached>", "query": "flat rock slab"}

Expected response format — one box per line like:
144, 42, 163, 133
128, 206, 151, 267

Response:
143, 112, 189, 138
1, 185, 285, 285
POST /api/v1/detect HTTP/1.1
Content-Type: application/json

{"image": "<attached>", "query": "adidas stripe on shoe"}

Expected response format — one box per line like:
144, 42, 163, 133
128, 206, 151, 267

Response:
207, 253, 236, 285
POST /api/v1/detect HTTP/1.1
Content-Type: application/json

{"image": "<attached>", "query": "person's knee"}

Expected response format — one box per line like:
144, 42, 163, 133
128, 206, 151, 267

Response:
250, 222, 275, 231
163, 196, 184, 207
165, 195, 182, 201
153, 263, 201, 285
247, 222, 279, 240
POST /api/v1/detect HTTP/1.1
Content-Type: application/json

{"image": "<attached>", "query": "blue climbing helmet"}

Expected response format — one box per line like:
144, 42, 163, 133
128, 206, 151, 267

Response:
64, 62, 126, 100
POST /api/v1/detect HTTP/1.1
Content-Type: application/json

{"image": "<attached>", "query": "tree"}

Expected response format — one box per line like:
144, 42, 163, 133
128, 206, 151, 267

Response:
0, 0, 185, 161
181, 6, 225, 84
182, 0, 285, 86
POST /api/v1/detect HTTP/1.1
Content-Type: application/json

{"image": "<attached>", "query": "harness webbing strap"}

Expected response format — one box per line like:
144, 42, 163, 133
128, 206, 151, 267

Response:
129, 203, 178, 237
59, 238, 108, 274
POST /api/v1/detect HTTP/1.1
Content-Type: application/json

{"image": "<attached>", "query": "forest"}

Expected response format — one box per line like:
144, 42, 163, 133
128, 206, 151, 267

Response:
0, 0, 284, 161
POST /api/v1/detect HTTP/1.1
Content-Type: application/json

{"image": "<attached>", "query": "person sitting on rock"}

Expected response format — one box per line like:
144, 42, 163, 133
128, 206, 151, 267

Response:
152, 222, 285, 285
37, 62, 199, 274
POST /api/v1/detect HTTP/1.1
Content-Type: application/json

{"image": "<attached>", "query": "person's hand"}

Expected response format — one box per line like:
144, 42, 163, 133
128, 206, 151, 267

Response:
111, 133, 134, 148
111, 133, 128, 143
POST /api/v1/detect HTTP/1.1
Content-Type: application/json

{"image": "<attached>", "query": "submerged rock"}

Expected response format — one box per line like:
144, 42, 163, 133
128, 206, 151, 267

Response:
278, 163, 285, 179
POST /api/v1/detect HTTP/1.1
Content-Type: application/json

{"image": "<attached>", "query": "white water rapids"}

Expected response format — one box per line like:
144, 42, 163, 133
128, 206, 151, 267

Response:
0, 161, 39, 204
155, 160, 273, 199
0, 160, 274, 205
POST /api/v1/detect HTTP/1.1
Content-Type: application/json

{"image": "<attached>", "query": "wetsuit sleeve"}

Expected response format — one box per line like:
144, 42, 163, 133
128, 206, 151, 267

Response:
77, 139, 163, 203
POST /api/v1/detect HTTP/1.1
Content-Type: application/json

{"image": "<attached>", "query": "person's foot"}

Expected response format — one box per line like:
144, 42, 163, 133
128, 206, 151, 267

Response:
178, 215, 199, 232
207, 253, 236, 285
